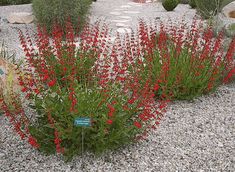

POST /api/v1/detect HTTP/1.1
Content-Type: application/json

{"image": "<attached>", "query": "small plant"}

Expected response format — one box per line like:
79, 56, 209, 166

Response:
32, 0, 92, 33
162, 0, 179, 11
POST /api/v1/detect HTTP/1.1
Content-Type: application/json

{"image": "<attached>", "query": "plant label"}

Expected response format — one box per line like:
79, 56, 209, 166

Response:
0, 68, 4, 75
74, 117, 91, 127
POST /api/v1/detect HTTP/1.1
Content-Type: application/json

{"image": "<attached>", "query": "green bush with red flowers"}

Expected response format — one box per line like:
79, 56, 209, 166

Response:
0, 21, 165, 161
1, 18, 235, 162
133, 20, 235, 100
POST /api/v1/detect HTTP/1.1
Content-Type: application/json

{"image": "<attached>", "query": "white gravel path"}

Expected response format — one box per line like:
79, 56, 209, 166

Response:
0, 1, 235, 172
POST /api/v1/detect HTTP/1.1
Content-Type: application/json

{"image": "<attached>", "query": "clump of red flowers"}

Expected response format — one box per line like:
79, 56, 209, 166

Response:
0, 19, 166, 160
131, 18, 235, 100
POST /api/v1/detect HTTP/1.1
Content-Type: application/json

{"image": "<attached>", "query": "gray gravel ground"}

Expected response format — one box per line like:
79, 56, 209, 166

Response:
0, 0, 197, 59
0, 82, 234, 172
0, 0, 235, 172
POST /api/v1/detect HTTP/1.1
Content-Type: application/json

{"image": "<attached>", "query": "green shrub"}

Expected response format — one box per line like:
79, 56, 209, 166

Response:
189, 0, 196, 8
136, 20, 235, 100
162, 0, 179, 11
195, 0, 223, 19
221, 0, 234, 9
32, 0, 92, 33
1, 21, 165, 161
0, 0, 31, 5
180, 0, 189, 4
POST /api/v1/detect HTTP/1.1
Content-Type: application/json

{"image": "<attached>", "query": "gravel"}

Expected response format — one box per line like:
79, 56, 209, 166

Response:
0, 1, 235, 172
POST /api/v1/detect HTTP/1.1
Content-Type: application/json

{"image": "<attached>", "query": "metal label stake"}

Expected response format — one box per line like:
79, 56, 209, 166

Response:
74, 117, 91, 170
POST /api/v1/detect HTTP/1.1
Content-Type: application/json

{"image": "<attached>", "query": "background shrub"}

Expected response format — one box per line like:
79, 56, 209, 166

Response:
0, 0, 31, 5
189, 0, 196, 8
195, 0, 223, 19
135, 20, 235, 100
180, 0, 189, 4
162, 0, 179, 11
32, 0, 92, 33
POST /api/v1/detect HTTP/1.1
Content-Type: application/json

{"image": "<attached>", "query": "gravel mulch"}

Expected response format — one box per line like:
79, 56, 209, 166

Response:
0, 82, 234, 172
0, 1, 235, 172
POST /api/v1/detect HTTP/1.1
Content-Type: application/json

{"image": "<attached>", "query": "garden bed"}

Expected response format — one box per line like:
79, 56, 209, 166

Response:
0, 1, 235, 171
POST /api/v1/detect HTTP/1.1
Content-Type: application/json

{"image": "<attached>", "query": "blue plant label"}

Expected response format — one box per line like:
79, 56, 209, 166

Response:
0, 68, 4, 75
74, 117, 91, 127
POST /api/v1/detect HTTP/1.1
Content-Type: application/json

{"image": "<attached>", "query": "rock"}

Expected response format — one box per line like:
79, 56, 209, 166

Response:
0, 151, 5, 158
116, 23, 129, 27
117, 28, 132, 33
225, 23, 235, 37
213, 11, 235, 37
222, 1, 235, 19
7, 12, 34, 24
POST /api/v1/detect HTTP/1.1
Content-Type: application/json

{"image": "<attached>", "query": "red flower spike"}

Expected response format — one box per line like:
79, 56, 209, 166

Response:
106, 119, 113, 125
34, 89, 40, 94
134, 121, 142, 129
21, 87, 28, 92
153, 83, 160, 91
48, 79, 56, 87
28, 135, 40, 149
43, 74, 49, 81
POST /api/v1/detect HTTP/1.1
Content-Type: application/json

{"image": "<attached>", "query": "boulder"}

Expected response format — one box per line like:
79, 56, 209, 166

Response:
213, 2, 235, 37
7, 12, 34, 24
222, 1, 235, 19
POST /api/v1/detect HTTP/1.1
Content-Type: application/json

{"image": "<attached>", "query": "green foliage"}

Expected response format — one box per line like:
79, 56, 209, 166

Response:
32, 0, 92, 33
221, 0, 234, 9
189, 0, 196, 8
225, 23, 235, 38
151, 48, 225, 100
137, 20, 235, 100
162, 0, 179, 11
195, 0, 222, 19
180, 0, 189, 4
16, 22, 162, 161
0, 0, 31, 5
29, 83, 142, 161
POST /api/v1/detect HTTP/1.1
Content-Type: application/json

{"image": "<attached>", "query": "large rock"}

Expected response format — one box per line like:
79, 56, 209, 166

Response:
213, 2, 235, 37
222, 1, 235, 19
7, 12, 34, 24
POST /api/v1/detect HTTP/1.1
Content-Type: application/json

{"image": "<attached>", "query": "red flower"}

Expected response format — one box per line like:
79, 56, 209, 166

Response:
43, 74, 49, 81
28, 135, 39, 148
34, 89, 40, 94
106, 119, 113, 125
48, 79, 56, 87
134, 121, 142, 128
128, 98, 135, 104
19, 81, 24, 86
153, 83, 160, 91
155, 121, 160, 125
21, 87, 28, 92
